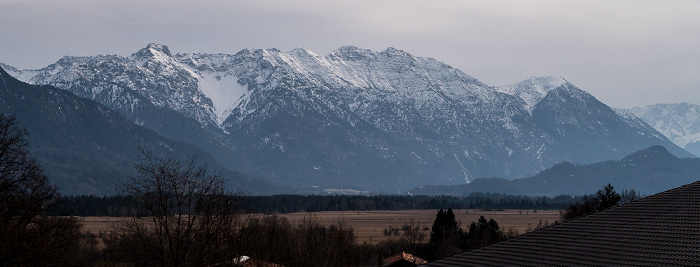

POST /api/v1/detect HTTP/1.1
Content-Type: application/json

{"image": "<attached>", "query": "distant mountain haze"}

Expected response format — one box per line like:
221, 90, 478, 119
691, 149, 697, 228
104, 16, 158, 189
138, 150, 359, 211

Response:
1, 44, 692, 193
629, 103, 700, 157
409, 145, 700, 196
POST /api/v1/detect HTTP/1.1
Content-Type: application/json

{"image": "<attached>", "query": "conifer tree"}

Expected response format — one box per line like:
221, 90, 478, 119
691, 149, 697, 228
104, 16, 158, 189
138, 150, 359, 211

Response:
430, 208, 461, 245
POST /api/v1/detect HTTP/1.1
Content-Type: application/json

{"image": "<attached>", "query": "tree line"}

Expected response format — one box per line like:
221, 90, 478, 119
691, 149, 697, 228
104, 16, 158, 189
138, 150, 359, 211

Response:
559, 183, 639, 221
51, 192, 578, 217
242, 193, 577, 214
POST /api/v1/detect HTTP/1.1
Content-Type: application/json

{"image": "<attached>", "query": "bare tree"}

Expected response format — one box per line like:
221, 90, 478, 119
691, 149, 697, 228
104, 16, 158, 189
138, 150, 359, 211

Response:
0, 114, 82, 265
237, 214, 356, 267
114, 148, 240, 266
384, 218, 428, 245
620, 189, 641, 204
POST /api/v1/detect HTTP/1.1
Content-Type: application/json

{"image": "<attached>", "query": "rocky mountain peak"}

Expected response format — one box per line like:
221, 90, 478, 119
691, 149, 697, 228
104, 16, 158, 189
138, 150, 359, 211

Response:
329, 46, 376, 61
131, 43, 173, 60
629, 103, 700, 156
287, 47, 317, 58
497, 76, 570, 111
380, 47, 412, 58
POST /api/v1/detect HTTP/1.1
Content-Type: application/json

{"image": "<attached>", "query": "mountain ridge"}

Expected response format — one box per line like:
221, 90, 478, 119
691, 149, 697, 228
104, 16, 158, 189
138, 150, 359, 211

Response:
496, 76, 569, 112
0, 66, 286, 195
2, 44, 691, 192
629, 103, 700, 156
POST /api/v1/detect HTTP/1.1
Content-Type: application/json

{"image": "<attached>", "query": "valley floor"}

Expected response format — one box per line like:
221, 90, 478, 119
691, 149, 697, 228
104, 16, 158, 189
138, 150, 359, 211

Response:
81, 209, 561, 244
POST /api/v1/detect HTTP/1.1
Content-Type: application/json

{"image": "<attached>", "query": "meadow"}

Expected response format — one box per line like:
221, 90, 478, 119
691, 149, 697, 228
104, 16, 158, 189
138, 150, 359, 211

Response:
82, 209, 561, 244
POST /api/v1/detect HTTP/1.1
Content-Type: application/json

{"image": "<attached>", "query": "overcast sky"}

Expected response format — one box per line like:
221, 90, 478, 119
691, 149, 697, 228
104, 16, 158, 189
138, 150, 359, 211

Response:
1, 0, 698, 108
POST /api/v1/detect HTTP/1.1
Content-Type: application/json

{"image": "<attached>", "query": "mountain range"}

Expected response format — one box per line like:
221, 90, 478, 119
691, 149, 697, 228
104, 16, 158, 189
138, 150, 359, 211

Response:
1, 44, 693, 193
629, 103, 700, 157
0, 67, 286, 195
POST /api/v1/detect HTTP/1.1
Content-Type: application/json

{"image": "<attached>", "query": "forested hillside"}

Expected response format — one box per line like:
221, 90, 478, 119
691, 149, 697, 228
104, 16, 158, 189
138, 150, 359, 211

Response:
410, 146, 700, 196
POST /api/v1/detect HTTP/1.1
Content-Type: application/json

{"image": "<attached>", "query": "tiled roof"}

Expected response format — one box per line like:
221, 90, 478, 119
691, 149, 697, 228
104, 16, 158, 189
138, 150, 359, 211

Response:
423, 180, 700, 266
384, 251, 428, 266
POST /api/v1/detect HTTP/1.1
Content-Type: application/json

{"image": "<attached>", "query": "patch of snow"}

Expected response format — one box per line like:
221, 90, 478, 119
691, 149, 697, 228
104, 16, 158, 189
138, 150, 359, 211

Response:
179, 64, 249, 125
454, 153, 472, 183
536, 144, 546, 160
629, 103, 700, 148
497, 76, 568, 112
1, 65, 39, 83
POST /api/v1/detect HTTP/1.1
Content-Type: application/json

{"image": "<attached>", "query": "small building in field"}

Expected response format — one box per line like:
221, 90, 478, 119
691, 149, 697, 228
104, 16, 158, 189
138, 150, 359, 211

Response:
230, 256, 284, 267
384, 251, 428, 267
423, 180, 700, 266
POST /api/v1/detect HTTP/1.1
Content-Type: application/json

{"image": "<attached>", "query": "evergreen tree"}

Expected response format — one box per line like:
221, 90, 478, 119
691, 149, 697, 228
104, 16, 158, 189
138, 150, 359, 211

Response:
430, 208, 461, 246
597, 183, 621, 211
465, 216, 505, 249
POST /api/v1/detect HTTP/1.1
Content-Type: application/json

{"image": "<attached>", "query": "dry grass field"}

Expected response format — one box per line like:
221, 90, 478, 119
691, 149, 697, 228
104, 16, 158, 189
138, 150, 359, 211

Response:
81, 217, 119, 233
81, 209, 561, 244
277, 209, 560, 243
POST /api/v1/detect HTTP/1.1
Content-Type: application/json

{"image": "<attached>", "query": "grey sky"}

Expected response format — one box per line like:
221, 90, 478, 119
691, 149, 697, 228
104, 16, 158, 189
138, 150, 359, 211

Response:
1, 0, 698, 108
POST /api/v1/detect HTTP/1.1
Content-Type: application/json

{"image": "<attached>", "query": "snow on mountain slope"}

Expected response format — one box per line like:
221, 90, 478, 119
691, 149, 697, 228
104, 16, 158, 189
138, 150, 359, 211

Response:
8, 44, 516, 131
0, 63, 39, 82
0, 66, 284, 195
629, 103, 700, 155
15, 44, 220, 128
196, 45, 539, 185
177, 58, 250, 125
2, 44, 691, 191
501, 76, 691, 163
496, 76, 568, 112
500, 77, 669, 142
613, 108, 667, 140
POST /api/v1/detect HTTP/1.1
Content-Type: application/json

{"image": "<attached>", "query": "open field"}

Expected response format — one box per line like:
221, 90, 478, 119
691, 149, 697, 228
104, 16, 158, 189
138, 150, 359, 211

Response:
277, 209, 560, 243
81, 209, 561, 244
81, 217, 119, 233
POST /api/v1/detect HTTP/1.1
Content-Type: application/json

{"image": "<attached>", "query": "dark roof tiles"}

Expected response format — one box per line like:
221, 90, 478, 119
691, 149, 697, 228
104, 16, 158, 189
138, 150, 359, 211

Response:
423, 180, 700, 266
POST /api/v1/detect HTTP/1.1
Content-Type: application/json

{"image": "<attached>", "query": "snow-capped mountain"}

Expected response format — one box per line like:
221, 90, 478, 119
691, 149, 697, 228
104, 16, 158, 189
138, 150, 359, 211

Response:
496, 76, 569, 113
629, 103, 700, 156
0, 67, 283, 195
3, 44, 691, 192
